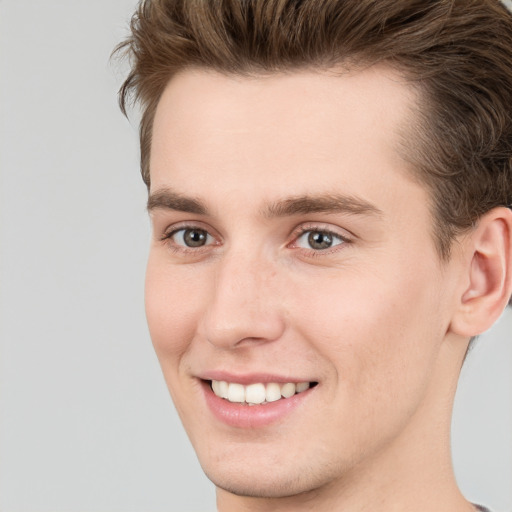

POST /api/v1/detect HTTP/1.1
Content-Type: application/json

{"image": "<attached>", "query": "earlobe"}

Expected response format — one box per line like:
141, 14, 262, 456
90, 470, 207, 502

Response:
450, 207, 512, 337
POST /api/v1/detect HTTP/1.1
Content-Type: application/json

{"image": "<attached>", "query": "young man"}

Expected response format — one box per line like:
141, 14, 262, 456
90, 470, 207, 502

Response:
117, 1, 512, 510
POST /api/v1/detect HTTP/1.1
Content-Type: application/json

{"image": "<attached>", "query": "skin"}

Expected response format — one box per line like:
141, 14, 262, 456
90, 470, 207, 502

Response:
145, 67, 485, 511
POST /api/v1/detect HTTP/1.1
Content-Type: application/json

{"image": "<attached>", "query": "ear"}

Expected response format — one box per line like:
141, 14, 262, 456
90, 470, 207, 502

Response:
449, 207, 512, 337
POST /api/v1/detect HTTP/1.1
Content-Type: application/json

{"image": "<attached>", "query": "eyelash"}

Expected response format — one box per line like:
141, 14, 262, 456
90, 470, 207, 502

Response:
160, 223, 351, 256
290, 226, 350, 255
160, 225, 217, 255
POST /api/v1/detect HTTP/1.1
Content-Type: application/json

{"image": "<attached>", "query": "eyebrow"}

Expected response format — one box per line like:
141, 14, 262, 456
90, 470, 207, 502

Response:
147, 188, 382, 218
263, 194, 383, 218
147, 189, 207, 214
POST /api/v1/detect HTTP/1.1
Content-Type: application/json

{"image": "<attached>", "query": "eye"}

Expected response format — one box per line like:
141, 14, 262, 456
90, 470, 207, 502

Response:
170, 228, 213, 248
295, 229, 345, 250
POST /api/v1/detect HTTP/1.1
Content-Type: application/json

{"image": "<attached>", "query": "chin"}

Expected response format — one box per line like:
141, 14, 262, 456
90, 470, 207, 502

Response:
199, 452, 339, 500
205, 469, 314, 499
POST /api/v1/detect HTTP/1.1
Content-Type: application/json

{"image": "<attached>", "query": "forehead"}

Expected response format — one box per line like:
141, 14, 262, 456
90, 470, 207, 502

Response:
149, 66, 421, 210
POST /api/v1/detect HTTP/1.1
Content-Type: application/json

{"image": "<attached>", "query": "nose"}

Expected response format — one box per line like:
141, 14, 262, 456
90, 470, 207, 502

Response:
201, 251, 286, 350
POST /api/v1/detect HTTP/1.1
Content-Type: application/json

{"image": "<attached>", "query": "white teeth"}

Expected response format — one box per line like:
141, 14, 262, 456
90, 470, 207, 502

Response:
280, 382, 296, 398
211, 380, 313, 404
265, 382, 282, 402
245, 383, 266, 404
219, 380, 229, 399
227, 383, 245, 403
211, 380, 221, 396
296, 382, 310, 393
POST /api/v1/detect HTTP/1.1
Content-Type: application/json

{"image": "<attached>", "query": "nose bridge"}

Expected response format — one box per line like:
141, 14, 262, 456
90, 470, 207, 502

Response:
203, 247, 285, 348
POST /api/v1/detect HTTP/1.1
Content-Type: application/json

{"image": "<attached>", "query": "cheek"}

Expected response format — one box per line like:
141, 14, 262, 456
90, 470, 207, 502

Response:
290, 266, 447, 455
293, 260, 446, 396
144, 255, 204, 361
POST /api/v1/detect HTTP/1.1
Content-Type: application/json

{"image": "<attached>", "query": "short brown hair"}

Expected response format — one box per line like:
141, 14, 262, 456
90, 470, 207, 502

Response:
116, 0, 512, 262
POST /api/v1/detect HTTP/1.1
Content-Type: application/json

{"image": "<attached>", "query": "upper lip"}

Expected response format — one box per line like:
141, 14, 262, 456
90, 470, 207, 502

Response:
198, 370, 316, 385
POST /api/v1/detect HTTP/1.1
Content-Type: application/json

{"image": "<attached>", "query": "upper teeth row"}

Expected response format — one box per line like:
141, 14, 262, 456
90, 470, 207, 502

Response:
211, 380, 310, 404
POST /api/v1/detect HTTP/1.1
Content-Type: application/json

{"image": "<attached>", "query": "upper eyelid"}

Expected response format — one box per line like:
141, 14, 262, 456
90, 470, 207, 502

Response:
160, 221, 219, 239
291, 223, 354, 241
296, 226, 347, 237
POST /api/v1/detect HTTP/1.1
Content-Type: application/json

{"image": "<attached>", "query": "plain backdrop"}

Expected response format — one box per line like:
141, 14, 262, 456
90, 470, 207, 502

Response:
0, 1, 511, 511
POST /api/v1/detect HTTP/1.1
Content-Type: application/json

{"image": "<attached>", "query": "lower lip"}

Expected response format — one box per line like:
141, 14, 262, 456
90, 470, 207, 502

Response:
201, 381, 314, 429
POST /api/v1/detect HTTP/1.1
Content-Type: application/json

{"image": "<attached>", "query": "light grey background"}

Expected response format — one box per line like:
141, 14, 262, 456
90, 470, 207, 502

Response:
0, 1, 510, 511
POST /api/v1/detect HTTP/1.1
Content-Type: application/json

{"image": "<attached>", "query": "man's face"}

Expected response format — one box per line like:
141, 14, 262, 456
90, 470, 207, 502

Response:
146, 68, 460, 498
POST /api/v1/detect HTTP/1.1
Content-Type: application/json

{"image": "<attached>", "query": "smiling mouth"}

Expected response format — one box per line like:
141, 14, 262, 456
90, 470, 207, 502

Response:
209, 380, 317, 405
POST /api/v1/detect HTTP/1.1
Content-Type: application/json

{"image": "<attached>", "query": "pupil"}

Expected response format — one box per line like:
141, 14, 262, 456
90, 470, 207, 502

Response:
308, 231, 332, 250
184, 229, 207, 247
